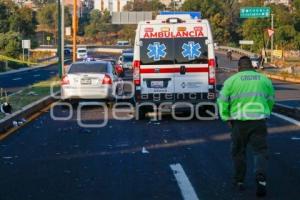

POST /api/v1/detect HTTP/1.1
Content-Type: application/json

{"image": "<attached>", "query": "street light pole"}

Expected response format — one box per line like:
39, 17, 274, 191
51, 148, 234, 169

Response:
271, 14, 274, 63
61, 0, 65, 76
73, 0, 78, 62
58, 0, 62, 78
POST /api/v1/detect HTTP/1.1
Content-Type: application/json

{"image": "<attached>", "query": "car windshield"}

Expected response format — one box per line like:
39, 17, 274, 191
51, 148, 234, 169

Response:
78, 50, 86, 53
68, 63, 108, 74
123, 55, 133, 63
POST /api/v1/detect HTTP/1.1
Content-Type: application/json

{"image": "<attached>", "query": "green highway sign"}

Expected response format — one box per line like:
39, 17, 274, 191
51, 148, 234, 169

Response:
240, 7, 271, 18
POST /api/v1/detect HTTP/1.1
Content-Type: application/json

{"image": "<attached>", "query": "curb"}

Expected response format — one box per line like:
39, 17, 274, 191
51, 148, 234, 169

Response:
263, 72, 300, 84
274, 103, 300, 120
0, 92, 59, 134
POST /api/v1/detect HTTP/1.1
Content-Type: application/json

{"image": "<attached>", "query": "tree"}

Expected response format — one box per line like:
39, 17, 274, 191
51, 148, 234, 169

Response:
182, 0, 239, 44
0, 32, 21, 57
84, 9, 121, 41
32, 0, 56, 7
37, 4, 72, 30
123, 0, 165, 12
9, 6, 36, 37
37, 3, 57, 32
0, 0, 36, 57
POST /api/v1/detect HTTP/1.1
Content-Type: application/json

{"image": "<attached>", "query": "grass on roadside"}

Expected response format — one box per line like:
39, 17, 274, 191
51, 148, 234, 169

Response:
0, 77, 60, 120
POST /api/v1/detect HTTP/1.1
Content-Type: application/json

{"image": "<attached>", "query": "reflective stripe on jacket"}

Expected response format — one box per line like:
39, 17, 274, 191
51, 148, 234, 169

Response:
217, 70, 275, 121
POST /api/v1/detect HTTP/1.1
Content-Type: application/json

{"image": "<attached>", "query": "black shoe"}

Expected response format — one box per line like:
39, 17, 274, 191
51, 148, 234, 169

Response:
233, 181, 245, 191
256, 175, 267, 197
237, 182, 245, 191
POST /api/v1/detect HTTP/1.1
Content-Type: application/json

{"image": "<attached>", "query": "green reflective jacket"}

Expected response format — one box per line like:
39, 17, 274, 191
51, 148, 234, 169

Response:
217, 70, 275, 121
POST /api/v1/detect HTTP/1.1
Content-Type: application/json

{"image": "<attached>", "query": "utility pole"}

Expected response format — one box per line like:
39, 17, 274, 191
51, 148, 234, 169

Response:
173, 0, 176, 11
271, 14, 274, 63
58, 0, 62, 77
73, 0, 78, 62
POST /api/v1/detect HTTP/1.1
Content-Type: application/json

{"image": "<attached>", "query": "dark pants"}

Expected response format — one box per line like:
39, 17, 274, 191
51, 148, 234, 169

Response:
230, 120, 268, 183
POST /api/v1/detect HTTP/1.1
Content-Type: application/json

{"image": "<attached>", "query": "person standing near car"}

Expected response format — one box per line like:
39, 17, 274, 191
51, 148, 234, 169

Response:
227, 49, 233, 63
217, 56, 275, 197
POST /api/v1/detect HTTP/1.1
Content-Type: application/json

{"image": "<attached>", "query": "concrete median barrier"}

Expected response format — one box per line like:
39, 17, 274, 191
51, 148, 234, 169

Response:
0, 92, 59, 134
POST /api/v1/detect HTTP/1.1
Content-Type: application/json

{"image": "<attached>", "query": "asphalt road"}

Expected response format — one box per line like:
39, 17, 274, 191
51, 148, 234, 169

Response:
0, 64, 59, 94
1, 53, 300, 200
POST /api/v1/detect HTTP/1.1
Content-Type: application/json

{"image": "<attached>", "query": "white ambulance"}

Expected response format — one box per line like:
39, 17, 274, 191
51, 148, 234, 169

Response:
133, 12, 217, 118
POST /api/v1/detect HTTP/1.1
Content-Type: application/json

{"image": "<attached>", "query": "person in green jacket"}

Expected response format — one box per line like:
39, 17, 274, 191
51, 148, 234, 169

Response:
217, 56, 275, 197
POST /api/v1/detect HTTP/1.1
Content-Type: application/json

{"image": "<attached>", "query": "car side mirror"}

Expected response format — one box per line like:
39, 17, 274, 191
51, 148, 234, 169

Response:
64, 64, 70, 73
136, 41, 143, 46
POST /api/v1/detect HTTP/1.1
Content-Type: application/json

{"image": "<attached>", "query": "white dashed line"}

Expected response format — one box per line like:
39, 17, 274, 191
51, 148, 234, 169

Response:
33, 74, 41, 77
170, 163, 199, 200
12, 77, 22, 81
272, 112, 300, 126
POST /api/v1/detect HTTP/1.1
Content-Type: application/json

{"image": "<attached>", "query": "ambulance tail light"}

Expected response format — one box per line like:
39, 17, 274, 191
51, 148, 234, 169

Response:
133, 60, 141, 85
208, 59, 216, 85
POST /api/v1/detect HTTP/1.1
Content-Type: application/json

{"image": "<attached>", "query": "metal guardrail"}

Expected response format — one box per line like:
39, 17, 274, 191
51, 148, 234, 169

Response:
36, 56, 58, 63
38, 44, 132, 50
217, 46, 255, 57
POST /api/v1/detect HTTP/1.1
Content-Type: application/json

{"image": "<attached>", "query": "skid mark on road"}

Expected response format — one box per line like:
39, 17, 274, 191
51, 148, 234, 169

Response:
170, 163, 199, 200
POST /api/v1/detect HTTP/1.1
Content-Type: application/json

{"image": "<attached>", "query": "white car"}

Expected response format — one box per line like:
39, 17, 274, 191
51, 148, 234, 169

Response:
61, 61, 120, 100
116, 40, 130, 46
119, 53, 133, 69
77, 47, 88, 60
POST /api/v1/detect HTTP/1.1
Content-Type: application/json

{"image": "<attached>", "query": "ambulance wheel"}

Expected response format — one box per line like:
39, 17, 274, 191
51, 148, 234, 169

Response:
61, 99, 78, 109
136, 107, 146, 120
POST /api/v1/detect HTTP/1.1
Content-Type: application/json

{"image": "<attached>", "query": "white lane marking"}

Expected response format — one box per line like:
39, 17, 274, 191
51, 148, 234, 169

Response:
142, 147, 149, 154
33, 74, 41, 77
12, 77, 22, 81
170, 163, 199, 200
291, 137, 300, 140
272, 112, 300, 127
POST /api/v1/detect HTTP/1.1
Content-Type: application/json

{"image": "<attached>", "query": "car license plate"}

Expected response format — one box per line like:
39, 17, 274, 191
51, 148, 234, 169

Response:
81, 78, 91, 85
151, 81, 164, 88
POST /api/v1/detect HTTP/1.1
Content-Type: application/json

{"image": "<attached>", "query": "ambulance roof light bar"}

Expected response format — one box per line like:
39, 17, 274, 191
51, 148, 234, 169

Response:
159, 11, 201, 19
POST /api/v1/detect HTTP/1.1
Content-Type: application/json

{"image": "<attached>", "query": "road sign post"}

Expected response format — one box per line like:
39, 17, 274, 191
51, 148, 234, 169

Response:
240, 7, 273, 63
46, 36, 51, 46
22, 40, 31, 61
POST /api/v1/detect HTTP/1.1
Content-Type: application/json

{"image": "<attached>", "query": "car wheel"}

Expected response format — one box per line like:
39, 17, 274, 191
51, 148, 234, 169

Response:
136, 106, 146, 120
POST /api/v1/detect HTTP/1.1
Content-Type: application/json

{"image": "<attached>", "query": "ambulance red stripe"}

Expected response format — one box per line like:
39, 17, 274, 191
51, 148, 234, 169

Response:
140, 67, 209, 74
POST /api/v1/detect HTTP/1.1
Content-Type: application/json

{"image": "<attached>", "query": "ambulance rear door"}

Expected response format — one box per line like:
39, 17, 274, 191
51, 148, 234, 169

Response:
172, 23, 210, 101
139, 24, 175, 102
